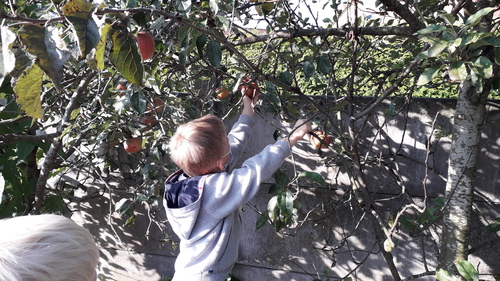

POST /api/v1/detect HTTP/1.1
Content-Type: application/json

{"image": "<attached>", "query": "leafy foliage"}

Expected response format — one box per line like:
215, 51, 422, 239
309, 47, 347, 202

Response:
0, 0, 499, 280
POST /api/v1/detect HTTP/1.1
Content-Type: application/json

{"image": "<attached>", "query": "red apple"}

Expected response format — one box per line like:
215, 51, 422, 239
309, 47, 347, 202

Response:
310, 130, 331, 149
124, 137, 142, 153
135, 31, 155, 61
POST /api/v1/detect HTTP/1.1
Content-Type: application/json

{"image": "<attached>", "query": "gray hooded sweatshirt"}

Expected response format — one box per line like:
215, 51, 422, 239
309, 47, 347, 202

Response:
164, 114, 292, 281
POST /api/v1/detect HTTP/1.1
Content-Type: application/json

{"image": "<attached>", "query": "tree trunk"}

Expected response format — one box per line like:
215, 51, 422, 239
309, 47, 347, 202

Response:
438, 79, 487, 273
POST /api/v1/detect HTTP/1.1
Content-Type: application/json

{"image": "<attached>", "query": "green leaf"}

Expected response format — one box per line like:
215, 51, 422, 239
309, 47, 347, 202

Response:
473, 56, 493, 78
298, 171, 326, 186
456, 260, 479, 281
279, 71, 293, 85
195, 33, 207, 57
267, 196, 279, 220
268, 184, 283, 195
206, 39, 222, 68
483, 37, 500, 47
15, 142, 37, 164
18, 25, 70, 93
0, 27, 16, 86
303, 60, 315, 78
124, 215, 136, 227
274, 170, 290, 186
14, 64, 44, 119
256, 210, 269, 229
115, 198, 134, 215
427, 40, 449, 57
109, 29, 144, 85
95, 23, 112, 70
417, 25, 447, 35
316, 55, 331, 75
439, 13, 456, 26
495, 47, 500, 65
130, 91, 147, 113
486, 218, 500, 232
448, 61, 468, 82
173, 0, 191, 15
436, 269, 460, 281
277, 190, 293, 214
465, 7, 495, 28
417, 65, 442, 86
0, 173, 4, 204
209, 0, 218, 15
62, 0, 100, 58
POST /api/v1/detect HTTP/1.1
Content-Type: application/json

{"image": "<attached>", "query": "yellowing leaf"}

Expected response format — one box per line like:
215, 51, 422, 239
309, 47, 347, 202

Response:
14, 64, 44, 119
109, 29, 143, 85
63, 0, 100, 58
95, 23, 112, 70
18, 25, 70, 93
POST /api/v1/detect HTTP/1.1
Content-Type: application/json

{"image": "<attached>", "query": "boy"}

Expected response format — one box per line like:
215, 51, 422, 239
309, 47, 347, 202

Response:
164, 92, 312, 280
0, 214, 100, 281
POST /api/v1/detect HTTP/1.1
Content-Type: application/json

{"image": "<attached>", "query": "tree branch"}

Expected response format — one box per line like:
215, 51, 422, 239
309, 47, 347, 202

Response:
31, 71, 96, 214
378, 0, 426, 32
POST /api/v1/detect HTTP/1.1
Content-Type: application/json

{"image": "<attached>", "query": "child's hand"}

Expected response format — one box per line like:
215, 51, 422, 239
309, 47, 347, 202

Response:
242, 92, 259, 117
287, 119, 312, 147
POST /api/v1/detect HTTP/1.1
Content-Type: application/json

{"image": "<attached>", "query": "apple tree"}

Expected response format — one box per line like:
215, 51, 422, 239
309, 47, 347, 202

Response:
0, 0, 499, 280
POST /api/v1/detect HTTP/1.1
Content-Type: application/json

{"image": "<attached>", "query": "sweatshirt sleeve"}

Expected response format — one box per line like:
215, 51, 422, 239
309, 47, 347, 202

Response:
202, 139, 291, 219
226, 114, 255, 171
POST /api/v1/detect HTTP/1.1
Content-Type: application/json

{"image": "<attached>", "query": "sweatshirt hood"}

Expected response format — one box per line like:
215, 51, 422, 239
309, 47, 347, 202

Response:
164, 170, 205, 240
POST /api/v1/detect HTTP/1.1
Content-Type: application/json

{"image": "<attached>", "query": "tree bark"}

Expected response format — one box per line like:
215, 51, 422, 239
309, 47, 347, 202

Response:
438, 80, 487, 273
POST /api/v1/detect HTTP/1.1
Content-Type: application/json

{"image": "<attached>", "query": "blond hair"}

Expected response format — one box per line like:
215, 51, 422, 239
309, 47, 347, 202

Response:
169, 114, 227, 176
0, 214, 99, 281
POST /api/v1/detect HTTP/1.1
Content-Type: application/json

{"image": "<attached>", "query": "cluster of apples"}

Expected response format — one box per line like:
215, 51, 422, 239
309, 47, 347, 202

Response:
216, 77, 260, 99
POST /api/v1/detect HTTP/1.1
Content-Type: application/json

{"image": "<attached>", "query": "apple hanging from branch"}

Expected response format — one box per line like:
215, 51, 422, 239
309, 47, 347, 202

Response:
135, 31, 155, 61
310, 130, 331, 149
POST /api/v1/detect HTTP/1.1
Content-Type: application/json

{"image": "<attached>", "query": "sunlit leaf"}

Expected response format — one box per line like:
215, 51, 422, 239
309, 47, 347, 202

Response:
62, 0, 100, 58
115, 198, 134, 215
14, 64, 44, 119
109, 29, 143, 85
439, 13, 456, 26
436, 269, 460, 281
465, 7, 495, 27
95, 23, 112, 70
267, 196, 279, 221
277, 190, 293, 214
18, 25, 70, 93
298, 171, 326, 186
209, 0, 218, 15
417, 25, 447, 35
174, 0, 191, 15
206, 39, 221, 68
0, 27, 16, 86
456, 260, 479, 281
448, 61, 468, 82
417, 65, 442, 86
428, 40, 449, 57
473, 56, 493, 78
